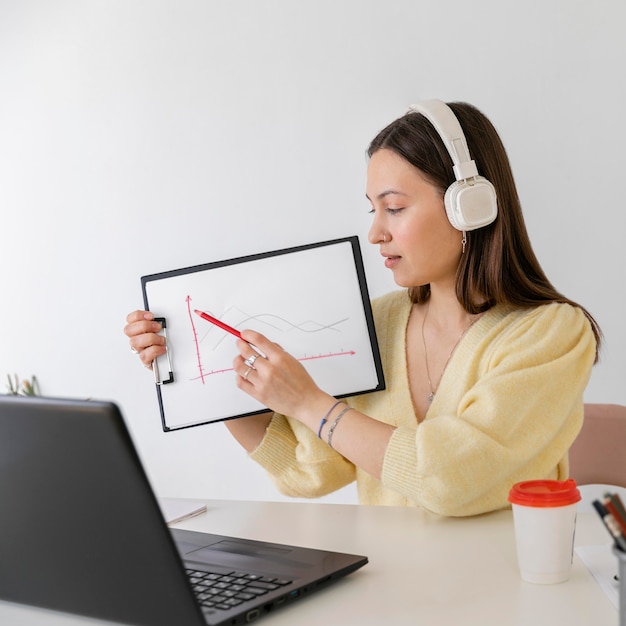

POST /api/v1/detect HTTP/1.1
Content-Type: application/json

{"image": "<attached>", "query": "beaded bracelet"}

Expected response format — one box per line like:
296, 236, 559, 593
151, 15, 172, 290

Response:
327, 406, 353, 449
317, 400, 342, 438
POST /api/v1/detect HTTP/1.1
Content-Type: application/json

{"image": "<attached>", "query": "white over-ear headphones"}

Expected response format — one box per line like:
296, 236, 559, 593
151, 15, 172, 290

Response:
407, 99, 498, 231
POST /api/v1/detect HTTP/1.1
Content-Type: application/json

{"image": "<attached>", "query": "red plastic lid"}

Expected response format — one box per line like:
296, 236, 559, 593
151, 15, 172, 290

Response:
508, 479, 581, 507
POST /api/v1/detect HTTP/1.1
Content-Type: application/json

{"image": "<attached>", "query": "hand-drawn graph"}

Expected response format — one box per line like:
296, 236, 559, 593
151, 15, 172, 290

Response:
187, 296, 355, 384
142, 237, 384, 431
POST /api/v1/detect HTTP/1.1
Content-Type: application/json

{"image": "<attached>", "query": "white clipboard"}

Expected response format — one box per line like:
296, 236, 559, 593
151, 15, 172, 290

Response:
141, 237, 385, 431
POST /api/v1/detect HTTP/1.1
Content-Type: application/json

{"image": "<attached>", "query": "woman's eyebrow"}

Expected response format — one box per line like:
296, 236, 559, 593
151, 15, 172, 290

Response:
365, 189, 408, 201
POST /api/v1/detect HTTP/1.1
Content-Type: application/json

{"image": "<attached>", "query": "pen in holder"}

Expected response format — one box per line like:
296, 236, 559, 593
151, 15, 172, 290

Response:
616, 547, 626, 626
591, 491, 626, 626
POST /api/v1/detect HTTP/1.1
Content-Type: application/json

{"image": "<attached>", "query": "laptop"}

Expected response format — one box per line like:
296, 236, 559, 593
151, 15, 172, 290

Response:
0, 396, 367, 625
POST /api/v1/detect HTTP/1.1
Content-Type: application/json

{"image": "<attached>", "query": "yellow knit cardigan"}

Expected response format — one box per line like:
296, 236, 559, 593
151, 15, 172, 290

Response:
250, 290, 596, 516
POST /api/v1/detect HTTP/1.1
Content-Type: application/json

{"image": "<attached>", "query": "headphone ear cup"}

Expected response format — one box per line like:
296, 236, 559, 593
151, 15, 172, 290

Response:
444, 176, 498, 231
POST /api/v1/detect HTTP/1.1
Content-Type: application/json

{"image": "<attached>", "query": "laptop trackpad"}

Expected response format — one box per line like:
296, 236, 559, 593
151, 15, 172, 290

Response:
187, 539, 312, 572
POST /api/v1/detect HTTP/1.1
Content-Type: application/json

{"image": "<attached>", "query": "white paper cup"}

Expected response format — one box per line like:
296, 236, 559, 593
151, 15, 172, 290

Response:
508, 479, 581, 584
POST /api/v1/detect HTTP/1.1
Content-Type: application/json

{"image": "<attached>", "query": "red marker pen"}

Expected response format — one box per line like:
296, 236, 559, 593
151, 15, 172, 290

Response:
194, 309, 266, 357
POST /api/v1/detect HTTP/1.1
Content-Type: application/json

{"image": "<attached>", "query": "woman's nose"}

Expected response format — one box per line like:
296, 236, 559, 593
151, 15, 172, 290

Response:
368, 218, 384, 245
368, 214, 381, 244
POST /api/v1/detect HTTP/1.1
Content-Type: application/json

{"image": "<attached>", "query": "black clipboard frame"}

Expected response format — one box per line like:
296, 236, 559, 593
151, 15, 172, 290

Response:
141, 236, 385, 431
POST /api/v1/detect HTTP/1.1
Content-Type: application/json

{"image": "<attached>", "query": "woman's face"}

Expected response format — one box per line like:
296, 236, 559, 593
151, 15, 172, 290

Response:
366, 148, 463, 289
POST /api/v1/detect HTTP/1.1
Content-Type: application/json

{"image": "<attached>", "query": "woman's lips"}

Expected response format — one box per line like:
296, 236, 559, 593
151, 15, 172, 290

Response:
384, 255, 400, 269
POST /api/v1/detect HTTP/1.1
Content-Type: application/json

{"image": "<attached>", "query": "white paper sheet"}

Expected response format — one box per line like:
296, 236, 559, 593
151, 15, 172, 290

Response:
576, 543, 620, 609
158, 498, 207, 525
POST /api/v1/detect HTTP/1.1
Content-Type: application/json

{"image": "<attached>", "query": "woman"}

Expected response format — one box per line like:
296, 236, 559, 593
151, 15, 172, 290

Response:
125, 100, 600, 516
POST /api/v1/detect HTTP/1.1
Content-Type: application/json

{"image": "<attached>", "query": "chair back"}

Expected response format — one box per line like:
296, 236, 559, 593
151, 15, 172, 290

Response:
569, 403, 626, 488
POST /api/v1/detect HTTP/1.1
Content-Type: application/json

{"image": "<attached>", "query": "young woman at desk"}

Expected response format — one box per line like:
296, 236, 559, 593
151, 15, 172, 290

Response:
125, 100, 601, 517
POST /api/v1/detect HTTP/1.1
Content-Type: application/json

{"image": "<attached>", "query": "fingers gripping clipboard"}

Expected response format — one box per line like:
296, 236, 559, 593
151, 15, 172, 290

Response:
141, 237, 385, 431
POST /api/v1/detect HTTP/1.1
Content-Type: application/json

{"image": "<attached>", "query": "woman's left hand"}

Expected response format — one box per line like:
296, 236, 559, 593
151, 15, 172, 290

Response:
233, 329, 332, 423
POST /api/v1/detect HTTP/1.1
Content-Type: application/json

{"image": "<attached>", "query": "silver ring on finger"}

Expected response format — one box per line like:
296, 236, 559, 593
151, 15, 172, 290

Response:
130, 346, 139, 354
242, 367, 253, 381
244, 354, 259, 369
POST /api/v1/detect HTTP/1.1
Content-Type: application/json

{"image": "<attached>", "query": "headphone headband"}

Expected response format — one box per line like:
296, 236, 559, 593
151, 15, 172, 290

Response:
407, 99, 478, 181
406, 99, 498, 231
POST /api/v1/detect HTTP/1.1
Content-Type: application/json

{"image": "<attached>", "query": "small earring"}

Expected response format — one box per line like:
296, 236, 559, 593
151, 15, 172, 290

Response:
461, 232, 467, 254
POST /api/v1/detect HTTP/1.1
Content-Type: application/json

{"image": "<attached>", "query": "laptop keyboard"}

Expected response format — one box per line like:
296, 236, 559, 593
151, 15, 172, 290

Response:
186, 567, 293, 611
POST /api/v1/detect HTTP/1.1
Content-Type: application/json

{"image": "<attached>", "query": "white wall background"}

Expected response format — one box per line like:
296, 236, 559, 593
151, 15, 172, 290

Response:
1, 0, 624, 504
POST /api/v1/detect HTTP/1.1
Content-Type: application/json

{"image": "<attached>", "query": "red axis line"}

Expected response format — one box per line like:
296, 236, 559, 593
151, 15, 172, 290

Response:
186, 295, 206, 384
193, 350, 356, 381
298, 350, 356, 362
190, 366, 235, 382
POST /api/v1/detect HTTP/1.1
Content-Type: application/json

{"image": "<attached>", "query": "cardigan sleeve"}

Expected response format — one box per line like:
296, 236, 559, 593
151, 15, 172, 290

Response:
381, 303, 596, 516
246, 292, 400, 499
249, 411, 356, 498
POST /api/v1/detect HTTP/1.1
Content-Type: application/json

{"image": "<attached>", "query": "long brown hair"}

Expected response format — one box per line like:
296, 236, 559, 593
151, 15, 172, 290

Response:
367, 101, 601, 359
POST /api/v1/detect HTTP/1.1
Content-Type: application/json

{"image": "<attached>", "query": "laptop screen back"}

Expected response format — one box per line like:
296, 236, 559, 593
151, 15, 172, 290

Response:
0, 396, 206, 626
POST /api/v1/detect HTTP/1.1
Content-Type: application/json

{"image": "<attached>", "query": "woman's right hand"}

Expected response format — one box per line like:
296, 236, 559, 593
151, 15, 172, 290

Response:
124, 310, 167, 369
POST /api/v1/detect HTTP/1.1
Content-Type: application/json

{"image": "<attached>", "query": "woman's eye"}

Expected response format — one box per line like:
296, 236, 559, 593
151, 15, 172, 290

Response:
368, 206, 404, 216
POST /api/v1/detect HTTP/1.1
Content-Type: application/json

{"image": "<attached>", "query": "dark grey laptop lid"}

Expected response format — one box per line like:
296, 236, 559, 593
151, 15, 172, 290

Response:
0, 396, 206, 626
0, 396, 368, 626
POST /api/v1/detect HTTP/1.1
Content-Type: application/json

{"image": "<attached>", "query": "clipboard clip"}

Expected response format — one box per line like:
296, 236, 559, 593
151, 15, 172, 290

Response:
153, 317, 174, 385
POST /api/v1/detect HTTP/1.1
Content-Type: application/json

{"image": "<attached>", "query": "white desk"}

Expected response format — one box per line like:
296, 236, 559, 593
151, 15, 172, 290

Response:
0, 499, 619, 625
